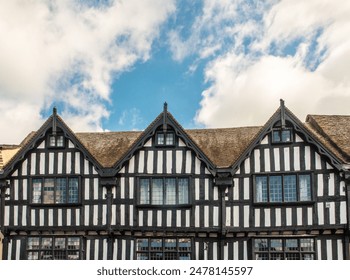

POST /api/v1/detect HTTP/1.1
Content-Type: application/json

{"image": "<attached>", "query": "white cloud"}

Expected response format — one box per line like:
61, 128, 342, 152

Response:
175, 0, 350, 128
118, 108, 143, 130
0, 0, 175, 143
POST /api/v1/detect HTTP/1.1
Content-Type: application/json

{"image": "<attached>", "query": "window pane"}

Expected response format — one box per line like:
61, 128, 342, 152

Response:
67, 251, 80, 260
302, 254, 314, 260
43, 179, 55, 204
56, 136, 64, 147
152, 179, 163, 205
27, 237, 40, 250
27, 252, 39, 260
49, 136, 56, 146
269, 176, 282, 202
299, 175, 311, 201
165, 178, 176, 205
137, 253, 149, 260
41, 237, 52, 249
285, 239, 298, 251
32, 179, 42, 203
150, 239, 162, 251
285, 253, 300, 260
256, 176, 268, 202
140, 179, 150, 204
178, 178, 189, 204
272, 130, 280, 142
55, 238, 66, 249
255, 239, 268, 252
67, 237, 80, 250
137, 239, 149, 251
270, 239, 283, 251
284, 175, 297, 202
166, 133, 174, 145
300, 238, 314, 251
178, 239, 191, 252
41, 237, 53, 259
56, 178, 67, 203
68, 178, 79, 203
281, 129, 291, 142
164, 239, 176, 251
157, 133, 164, 145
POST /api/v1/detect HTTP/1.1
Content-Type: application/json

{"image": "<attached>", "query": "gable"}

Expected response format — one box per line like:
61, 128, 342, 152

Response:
230, 102, 344, 174
237, 129, 337, 175
111, 109, 217, 175
1, 111, 103, 177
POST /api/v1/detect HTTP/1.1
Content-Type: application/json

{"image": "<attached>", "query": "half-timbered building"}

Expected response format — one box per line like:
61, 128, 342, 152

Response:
0, 101, 349, 260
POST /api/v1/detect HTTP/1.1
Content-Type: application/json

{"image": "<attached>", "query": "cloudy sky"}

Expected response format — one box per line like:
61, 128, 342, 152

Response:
0, 0, 349, 144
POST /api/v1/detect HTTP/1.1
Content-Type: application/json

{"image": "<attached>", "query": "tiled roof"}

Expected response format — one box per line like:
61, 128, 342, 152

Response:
305, 115, 350, 164
2, 113, 350, 171
76, 131, 142, 168
0, 145, 21, 170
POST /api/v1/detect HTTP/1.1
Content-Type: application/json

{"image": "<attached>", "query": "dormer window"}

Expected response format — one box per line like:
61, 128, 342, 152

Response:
156, 132, 175, 146
48, 134, 65, 148
272, 128, 293, 143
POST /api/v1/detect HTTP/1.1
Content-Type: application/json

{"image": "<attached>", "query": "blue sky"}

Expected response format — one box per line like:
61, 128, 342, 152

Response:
0, 0, 350, 143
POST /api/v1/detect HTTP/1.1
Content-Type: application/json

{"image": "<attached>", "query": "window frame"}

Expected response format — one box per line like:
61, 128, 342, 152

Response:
253, 237, 315, 260
26, 236, 83, 260
254, 173, 313, 205
271, 128, 293, 144
47, 134, 66, 148
135, 237, 192, 260
30, 176, 81, 206
155, 131, 176, 147
137, 176, 191, 208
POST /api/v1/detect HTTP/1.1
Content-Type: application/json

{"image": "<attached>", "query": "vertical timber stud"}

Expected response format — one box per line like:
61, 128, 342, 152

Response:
215, 171, 233, 260
0, 230, 3, 260
102, 178, 116, 259
0, 180, 9, 260
0, 180, 9, 235
345, 172, 350, 260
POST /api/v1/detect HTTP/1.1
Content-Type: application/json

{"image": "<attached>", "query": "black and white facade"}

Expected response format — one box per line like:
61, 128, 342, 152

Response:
0, 102, 350, 260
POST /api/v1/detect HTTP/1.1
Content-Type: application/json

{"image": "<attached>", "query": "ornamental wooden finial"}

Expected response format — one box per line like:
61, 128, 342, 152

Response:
52, 106, 57, 135
280, 99, 286, 128
163, 102, 168, 132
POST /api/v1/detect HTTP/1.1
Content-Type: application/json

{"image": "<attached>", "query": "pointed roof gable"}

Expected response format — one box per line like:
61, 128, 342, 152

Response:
110, 107, 217, 175
230, 101, 344, 174
0, 109, 104, 178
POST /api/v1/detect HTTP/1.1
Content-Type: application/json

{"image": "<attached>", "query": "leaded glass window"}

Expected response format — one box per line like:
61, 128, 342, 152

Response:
31, 177, 79, 204
156, 132, 175, 146
27, 236, 81, 260
139, 177, 189, 206
136, 238, 191, 260
255, 174, 311, 203
254, 238, 315, 260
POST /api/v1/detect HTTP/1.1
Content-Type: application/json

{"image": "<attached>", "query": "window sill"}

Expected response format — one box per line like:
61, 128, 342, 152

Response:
136, 204, 192, 209
253, 201, 315, 207
30, 203, 82, 208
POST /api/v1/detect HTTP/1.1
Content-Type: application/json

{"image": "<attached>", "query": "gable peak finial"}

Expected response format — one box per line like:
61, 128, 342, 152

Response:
52, 106, 57, 135
163, 102, 168, 132
280, 99, 285, 108
280, 99, 286, 127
